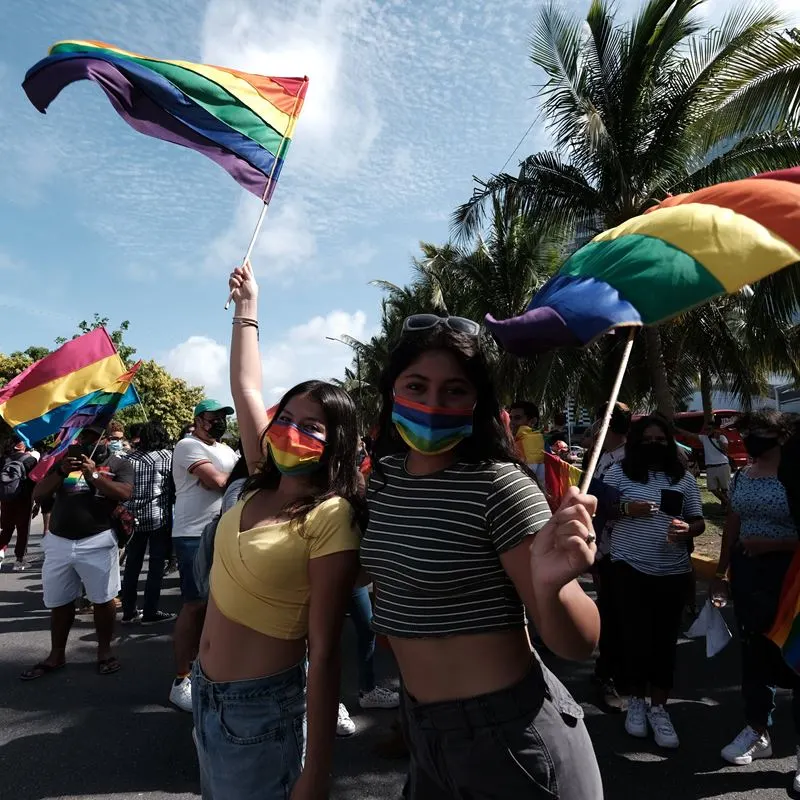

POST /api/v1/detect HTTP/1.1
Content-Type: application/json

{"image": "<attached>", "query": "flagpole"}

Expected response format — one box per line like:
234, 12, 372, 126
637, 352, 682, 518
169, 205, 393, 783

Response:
579, 328, 636, 494
224, 80, 307, 311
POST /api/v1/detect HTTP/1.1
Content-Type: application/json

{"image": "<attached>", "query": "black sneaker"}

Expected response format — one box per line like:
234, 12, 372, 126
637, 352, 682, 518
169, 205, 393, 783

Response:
141, 610, 177, 626
121, 610, 142, 624
595, 677, 626, 713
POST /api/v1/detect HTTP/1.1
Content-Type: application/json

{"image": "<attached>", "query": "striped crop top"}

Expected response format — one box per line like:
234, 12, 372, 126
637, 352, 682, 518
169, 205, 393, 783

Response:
360, 455, 551, 638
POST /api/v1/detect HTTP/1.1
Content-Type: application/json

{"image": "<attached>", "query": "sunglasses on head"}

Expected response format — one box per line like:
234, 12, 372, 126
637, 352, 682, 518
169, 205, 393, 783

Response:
401, 314, 481, 337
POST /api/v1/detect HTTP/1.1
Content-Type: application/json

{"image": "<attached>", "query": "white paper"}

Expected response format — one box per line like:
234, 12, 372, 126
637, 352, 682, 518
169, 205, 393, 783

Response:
686, 599, 732, 658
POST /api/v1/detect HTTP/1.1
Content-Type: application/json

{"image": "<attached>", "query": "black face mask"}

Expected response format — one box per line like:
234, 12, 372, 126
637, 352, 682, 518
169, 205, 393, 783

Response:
641, 442, 668, 467
743, 435, 779, 459
207, 419, 228, 441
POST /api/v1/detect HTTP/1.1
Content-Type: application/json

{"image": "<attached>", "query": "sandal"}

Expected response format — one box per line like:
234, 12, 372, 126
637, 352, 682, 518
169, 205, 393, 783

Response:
98, 656, 121, 675
20, 661, 66, 681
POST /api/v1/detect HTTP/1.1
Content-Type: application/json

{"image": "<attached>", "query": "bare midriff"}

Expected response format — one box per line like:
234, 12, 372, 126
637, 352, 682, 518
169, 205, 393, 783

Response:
389, 627, 535, 703
199, 595, 307, 682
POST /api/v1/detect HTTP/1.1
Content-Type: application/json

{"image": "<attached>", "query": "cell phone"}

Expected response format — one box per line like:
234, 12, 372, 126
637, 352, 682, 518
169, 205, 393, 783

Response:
660, 488, 685, 518
67, 444, 82, 460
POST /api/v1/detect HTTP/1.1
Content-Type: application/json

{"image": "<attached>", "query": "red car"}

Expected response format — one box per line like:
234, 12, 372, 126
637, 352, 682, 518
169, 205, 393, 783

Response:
672, 410, 748, 469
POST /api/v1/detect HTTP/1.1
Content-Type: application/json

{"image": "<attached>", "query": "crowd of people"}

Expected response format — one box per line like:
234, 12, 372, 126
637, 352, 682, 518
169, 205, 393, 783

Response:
2, 262, 800, 798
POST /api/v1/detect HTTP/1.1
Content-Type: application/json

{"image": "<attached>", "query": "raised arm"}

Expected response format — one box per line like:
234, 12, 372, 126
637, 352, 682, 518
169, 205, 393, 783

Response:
229, 261, 270, 471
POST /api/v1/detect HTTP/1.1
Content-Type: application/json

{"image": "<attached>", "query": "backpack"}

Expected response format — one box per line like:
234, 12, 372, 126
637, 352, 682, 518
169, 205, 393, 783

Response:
0, 456, 26, 500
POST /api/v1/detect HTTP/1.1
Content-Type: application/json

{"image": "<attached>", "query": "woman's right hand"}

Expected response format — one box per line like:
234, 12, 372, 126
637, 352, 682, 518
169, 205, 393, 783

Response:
228, 259, 258, 306
710, 577, 729, 608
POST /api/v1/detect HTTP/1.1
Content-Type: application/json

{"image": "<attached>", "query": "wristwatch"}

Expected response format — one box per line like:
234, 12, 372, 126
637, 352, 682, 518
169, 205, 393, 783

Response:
91, 471, 100, 481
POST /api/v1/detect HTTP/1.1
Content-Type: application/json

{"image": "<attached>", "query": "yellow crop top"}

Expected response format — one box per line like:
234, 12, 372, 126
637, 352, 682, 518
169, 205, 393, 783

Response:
210, 494, 361, 639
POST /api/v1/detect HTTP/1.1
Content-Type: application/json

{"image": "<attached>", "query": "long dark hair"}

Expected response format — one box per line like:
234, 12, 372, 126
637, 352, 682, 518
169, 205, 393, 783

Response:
137, 420, 171, 452
622, 415, 685, 485
371, 327, 531, 475
243, 380, 366, 531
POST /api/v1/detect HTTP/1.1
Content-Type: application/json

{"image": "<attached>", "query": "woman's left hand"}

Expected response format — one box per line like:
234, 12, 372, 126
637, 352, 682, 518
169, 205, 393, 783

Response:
290, 771, 328, 800
666, 518, 691, 542
531, 487, 597, 591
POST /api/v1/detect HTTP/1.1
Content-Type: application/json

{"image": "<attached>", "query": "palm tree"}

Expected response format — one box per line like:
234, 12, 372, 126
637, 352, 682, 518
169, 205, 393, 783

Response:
453, 0, 800, 416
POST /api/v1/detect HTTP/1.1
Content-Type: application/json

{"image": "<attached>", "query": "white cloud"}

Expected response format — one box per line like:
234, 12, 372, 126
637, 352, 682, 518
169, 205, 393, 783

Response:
203, 193, 317, 277
260, 310, 371, 397
164, 336, 229, 397
162, 309, 372, 404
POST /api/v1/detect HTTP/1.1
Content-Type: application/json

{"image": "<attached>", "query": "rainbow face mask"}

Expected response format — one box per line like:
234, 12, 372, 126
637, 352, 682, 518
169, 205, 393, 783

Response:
266, 420, 326, 476
391, 396, 474, 455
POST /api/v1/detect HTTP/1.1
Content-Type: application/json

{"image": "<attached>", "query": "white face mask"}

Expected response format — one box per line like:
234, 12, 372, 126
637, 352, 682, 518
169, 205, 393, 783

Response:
108, 440, 125, 453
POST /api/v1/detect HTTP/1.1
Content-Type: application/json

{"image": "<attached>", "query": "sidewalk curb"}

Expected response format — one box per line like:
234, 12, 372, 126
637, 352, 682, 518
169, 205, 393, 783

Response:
692, 553, 719, 581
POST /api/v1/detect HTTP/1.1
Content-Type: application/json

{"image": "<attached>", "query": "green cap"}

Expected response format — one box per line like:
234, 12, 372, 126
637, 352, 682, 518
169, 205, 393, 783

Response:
194, 399, 234, 417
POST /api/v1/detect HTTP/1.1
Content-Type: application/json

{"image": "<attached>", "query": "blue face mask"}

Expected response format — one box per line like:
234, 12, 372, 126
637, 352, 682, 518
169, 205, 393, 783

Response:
108, 439, 125, 454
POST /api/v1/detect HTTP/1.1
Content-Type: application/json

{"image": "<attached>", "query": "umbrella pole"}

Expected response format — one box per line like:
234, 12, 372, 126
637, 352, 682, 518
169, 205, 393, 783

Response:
579, 327, 636, 494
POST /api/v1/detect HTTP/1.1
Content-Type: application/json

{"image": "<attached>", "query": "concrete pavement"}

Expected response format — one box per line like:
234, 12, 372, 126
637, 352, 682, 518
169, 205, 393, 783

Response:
2, 523, 799, 799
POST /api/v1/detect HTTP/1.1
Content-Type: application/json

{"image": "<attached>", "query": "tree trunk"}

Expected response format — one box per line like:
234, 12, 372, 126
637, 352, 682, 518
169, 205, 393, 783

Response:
699, 368, 714, 426
645, 326, 675, 419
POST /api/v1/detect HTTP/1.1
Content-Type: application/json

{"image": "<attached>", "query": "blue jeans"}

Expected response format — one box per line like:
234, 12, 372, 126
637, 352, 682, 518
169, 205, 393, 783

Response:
192, 661, 306, 800
348, 585, 376, 693
173, 537, 202, 602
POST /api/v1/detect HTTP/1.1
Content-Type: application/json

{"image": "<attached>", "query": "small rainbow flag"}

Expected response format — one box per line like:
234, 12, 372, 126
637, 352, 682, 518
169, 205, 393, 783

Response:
767, 549, 800, 673
0, 328, 131, 446
22, 40, 309, 201
29, 362, 142, 482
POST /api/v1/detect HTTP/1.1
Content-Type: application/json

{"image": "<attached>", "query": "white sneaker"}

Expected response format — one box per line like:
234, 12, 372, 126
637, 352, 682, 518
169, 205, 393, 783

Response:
359, 686, 400, 709
793, 746, 800, 793
648, 705, 679, 749
336, 702, 356, 737
625, 697, 648, 738
721, 725, 772, 765
12, 559, 26, 572
169, 677, 193, 713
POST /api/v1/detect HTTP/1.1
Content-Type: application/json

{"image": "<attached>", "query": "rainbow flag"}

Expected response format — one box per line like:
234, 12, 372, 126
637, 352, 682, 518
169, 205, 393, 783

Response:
486, 167, 800, 354
0, 328, 129, 445
543, 451, 582, 511
767, 549, 800, 673
29, 362, 142, 482
22, 40, 309, 201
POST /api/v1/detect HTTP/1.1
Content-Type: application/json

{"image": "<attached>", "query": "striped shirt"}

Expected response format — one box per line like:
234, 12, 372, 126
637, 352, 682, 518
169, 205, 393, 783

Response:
602, 463, 702, 576
360, 455, 551, 637
124, 448, 174, 531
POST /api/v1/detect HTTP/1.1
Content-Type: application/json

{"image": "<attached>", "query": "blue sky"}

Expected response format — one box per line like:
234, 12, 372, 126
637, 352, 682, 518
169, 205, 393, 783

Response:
1, 0, 796, 404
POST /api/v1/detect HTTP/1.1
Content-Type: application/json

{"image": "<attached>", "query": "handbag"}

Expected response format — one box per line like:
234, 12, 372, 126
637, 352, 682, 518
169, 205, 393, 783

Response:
111, 504, 137, 548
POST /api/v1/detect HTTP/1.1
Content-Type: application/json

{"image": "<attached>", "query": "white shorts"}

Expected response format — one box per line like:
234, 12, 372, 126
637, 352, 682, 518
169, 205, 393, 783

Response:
706, 463, 731, 491
42, 530, 120, 608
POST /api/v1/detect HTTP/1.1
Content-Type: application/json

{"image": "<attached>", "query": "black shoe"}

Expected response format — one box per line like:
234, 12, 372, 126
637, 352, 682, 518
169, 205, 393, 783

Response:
121, 610, 142, 624
141, 610, 177, 626
595, 677, 626, 713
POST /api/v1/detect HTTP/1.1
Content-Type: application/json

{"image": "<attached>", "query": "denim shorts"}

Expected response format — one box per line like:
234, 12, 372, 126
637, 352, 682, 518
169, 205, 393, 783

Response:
173, 537, 202, 602
192, 661, 306, 800
401, 658, 602, 799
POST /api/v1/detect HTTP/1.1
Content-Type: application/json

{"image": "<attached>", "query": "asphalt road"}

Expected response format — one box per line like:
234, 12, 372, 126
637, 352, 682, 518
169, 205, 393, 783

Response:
2, 523, 799, 800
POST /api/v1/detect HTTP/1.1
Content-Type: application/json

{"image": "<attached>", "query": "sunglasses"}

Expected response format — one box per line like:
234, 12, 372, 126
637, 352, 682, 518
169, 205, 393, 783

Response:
401, 314, 481, 337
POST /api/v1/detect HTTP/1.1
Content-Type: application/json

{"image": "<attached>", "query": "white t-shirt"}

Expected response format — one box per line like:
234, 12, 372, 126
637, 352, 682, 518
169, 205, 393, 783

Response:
602, 464, 702, 576
172, 436, 239, 539
700, 434, 728, 467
